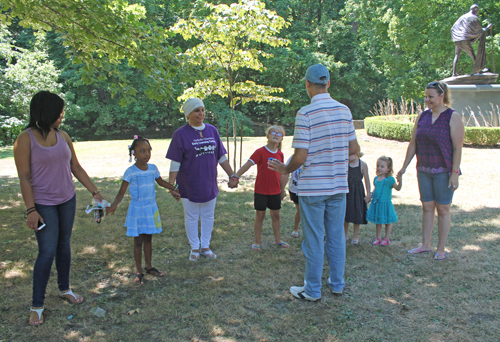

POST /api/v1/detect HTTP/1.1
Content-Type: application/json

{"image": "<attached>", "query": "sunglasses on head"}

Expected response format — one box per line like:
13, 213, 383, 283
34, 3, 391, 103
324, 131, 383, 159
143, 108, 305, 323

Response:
427, 81, 444, 93
270, 131, 283, 137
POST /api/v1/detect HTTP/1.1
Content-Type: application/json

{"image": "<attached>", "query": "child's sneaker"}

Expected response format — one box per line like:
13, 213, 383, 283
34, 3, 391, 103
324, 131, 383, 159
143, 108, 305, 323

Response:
372, 238, 382, 245
380, 239, 390, 246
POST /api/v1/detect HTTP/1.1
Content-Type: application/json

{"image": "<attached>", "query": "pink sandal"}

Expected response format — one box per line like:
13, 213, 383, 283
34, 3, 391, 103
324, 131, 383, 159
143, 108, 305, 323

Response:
380, 239, 390, 246
372, 238, 382, 245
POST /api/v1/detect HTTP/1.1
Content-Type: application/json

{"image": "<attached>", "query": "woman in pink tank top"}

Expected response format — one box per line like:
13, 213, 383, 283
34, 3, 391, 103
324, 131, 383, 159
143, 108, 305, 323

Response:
13, 91, 105, 326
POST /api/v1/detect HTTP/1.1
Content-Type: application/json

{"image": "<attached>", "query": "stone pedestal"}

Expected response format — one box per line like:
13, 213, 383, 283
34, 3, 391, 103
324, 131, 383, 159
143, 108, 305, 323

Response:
446, 84, 500, 126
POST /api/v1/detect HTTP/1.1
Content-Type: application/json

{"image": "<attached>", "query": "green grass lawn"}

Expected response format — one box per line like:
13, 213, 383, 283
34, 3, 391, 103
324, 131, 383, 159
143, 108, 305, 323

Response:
0, 131, 499, 341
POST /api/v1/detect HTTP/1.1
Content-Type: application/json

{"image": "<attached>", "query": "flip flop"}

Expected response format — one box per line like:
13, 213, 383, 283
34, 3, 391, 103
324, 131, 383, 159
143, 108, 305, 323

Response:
29, 307, 44, 326
274, 241, 290, 248
407, 247, 432, 254
189, 250, 200, 261
252, 244, 261, 251
290, 231, 299, 238
200, 249, 217, 259
145, 267, 164, 277
59, 289, 84, 304
434, 252, 447, 261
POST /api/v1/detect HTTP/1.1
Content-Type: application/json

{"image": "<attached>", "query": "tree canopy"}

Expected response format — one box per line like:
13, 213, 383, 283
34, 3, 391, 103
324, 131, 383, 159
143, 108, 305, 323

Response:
0, 0, 498, 145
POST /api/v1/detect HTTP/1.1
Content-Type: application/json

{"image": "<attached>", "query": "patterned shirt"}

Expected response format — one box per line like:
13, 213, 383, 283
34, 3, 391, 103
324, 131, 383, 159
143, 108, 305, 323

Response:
292, 93, 357, 196
415, 108, 454, 174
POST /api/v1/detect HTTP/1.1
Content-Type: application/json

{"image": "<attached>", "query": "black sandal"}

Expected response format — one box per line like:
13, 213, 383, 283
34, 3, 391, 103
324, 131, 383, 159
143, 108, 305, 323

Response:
145, 267, 164, 277
133, 273, 144, 285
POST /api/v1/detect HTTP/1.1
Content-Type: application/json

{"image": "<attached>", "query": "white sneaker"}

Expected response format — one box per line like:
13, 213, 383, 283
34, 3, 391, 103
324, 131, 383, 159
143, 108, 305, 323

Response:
327, 277, 343, 296
289, 286, 321, 301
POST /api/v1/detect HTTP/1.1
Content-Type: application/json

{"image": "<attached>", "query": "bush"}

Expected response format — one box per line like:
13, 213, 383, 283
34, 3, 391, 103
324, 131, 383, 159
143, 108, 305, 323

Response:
464, 127, 500, 146
0, 116, 24, 147
365, 115, 416, 142
365, 115, 500, 146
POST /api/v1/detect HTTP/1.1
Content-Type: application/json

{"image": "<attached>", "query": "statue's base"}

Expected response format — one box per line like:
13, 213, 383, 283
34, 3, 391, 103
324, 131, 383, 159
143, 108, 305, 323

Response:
446, 84, 500, 126
442, 72, 498, 85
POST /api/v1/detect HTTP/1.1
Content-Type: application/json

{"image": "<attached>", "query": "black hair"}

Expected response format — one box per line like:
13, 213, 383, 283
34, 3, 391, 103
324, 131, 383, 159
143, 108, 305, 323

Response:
128, 136, 152, 161
27, 91, 65, 138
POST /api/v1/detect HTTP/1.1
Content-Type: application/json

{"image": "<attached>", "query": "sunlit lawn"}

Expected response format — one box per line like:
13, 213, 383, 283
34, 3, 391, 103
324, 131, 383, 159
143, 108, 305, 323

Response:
0, 130, 499, 341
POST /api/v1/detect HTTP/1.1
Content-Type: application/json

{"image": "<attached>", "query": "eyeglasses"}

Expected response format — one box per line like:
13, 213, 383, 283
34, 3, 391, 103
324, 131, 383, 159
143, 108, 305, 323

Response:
427, 81, 444, 94
270, 131, 283, 137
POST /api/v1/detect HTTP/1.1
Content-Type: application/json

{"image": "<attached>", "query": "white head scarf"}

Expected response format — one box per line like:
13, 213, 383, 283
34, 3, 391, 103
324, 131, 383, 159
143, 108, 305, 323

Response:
181, 98, 204, 120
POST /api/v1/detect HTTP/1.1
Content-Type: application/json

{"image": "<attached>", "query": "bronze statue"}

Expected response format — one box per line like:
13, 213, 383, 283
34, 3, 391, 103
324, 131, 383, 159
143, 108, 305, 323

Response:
451, 4, 492, 76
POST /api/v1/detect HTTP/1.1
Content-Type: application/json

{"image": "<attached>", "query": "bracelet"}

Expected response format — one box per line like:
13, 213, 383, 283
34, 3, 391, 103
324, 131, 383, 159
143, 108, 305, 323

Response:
452, 170, 459, 173
92, 190, 100, 196
25, 209, 37, 219
26, 206, 35, 212
230, 174, 240, 180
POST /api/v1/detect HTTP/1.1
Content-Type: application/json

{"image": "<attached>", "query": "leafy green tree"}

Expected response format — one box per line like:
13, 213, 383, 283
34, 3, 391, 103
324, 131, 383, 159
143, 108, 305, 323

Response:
0, 0, 178, 104
344, 0, 499, 101
171, 0, 290, 169
0, 25, 61, 145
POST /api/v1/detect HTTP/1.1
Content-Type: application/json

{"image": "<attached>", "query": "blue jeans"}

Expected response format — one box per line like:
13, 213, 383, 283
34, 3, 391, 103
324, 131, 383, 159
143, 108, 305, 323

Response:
33, 195, 76, 307
299, 193, 346, 298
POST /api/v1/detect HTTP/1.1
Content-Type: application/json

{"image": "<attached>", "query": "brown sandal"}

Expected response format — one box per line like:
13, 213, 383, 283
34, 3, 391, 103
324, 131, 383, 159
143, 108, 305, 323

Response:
133, 273, 144, 285
145, 267, 164, 277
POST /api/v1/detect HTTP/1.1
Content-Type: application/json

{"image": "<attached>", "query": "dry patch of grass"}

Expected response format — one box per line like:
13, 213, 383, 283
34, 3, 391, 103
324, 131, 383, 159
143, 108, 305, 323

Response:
0, 131, 499, 341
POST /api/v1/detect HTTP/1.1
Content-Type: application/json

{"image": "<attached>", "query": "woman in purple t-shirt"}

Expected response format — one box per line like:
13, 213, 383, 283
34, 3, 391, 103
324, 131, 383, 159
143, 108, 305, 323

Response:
14, 91, 105, 325
166, 98, 237, 261
398, 82, 465, 261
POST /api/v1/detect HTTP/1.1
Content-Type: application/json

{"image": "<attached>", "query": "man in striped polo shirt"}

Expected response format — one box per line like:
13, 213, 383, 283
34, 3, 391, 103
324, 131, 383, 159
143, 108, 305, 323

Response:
269, 64, 359, 301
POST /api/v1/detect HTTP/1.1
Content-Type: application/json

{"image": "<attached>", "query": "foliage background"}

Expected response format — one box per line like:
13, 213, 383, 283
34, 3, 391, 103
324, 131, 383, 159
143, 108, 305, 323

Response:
1, 0, 499, 146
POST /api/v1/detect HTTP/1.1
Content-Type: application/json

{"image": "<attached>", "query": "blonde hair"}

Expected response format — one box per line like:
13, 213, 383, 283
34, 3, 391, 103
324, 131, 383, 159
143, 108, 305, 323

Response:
265, 125, 285, 150
426, 81, 451, 107
357, 151, 364, 158
377, 156, 394, 176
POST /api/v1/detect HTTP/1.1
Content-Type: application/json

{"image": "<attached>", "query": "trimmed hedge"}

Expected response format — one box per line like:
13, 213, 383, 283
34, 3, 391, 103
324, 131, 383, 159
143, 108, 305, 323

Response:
365, 115, 500, 146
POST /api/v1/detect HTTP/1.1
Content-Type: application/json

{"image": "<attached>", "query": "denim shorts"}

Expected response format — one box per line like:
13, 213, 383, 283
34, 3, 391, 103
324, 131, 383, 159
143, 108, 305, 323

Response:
417, 171, 454, 205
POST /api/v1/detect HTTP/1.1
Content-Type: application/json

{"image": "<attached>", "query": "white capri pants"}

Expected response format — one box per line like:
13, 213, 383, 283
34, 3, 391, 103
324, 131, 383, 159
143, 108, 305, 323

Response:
181, 197, 217, 250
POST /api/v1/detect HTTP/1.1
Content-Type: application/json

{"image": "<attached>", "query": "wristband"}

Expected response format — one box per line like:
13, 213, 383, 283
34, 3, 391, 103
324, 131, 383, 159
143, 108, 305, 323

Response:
26, 206, 35, 212
92, 190, 100, 196
452, 170, 459, 173
230, 174, 240, 180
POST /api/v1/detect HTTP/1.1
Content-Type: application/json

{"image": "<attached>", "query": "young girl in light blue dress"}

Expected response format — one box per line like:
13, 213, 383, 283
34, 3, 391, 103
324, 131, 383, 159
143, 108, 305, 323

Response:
107, 136, 179, 285
367, 156, 402, 246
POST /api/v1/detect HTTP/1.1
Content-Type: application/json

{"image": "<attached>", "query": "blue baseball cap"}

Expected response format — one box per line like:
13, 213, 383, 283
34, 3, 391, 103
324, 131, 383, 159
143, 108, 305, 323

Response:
303, 64, 330, 84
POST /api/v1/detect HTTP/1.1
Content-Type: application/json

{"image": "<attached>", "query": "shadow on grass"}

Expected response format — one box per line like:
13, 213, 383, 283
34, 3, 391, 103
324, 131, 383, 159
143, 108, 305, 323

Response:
0, 146, 14, 159
1, 177, 499, 341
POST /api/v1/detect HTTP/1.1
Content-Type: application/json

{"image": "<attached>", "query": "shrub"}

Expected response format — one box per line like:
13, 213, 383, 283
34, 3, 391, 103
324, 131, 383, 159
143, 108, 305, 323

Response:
365, 115, 500, 146
365, 115, 416, 142
463, 127, 500, 146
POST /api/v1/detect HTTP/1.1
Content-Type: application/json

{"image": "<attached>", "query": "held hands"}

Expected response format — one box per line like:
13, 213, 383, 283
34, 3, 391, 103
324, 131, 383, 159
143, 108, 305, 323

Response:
169, 190, 181, 202
396, 167, 406, 179
280, 190, 286, 200
228, 177, 239, 189
364, 194, 371, 204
